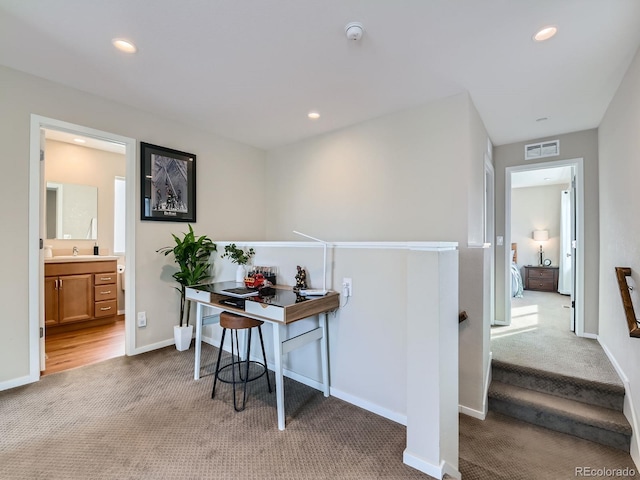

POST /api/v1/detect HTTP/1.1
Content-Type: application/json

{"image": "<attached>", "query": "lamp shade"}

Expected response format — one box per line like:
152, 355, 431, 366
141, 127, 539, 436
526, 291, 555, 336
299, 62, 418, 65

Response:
533, 230, 549, 241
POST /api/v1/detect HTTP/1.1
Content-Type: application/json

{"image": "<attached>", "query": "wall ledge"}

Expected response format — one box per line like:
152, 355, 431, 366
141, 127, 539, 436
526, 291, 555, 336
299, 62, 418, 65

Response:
219, 240, 458, 251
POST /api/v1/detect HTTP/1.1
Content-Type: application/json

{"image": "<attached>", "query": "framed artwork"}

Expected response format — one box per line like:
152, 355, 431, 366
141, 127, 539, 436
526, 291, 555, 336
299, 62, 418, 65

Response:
140, 142, 196, 222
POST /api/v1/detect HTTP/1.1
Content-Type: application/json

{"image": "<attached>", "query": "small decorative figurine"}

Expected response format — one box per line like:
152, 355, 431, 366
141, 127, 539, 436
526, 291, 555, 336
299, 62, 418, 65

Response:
293, 265, 307, 292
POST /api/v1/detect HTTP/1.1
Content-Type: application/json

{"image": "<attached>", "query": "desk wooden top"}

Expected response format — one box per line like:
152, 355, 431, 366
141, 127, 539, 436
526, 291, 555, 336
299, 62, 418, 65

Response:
186, 282, 339, 324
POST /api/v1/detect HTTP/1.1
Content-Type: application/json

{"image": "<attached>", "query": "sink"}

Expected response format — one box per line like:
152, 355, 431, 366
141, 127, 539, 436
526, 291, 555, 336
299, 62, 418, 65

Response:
54, 255, 99, 259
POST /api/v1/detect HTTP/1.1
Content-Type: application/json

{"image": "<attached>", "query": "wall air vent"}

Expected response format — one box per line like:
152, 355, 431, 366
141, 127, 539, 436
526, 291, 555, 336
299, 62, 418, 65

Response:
524, 140, 559, 160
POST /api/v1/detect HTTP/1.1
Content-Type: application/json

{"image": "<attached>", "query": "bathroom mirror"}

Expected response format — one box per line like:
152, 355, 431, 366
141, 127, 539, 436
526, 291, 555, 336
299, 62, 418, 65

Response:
46, 182, 98, 240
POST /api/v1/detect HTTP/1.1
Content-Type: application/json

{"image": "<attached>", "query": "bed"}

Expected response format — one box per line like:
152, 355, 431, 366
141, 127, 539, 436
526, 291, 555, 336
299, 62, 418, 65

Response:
511, 243, 524, 298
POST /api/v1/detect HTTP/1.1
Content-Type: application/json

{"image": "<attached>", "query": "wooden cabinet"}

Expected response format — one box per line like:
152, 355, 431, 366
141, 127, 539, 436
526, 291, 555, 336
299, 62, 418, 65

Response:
524, 266, 559, 292
45, 260, 118, 330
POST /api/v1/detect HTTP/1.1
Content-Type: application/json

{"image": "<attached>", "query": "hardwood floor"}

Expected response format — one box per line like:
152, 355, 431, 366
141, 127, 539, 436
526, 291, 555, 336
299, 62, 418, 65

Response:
43, 319, 125, 376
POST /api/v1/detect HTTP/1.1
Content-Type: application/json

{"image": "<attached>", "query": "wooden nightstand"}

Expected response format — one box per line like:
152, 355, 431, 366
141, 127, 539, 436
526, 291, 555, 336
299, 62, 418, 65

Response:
524, 266, 559, 292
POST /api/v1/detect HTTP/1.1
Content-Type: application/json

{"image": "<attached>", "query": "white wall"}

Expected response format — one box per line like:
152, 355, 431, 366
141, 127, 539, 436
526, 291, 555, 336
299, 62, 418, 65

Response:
0, 65, 266, 385
598, 45, 640, 465
264, 92, 491, 416
511, 183, 567, 268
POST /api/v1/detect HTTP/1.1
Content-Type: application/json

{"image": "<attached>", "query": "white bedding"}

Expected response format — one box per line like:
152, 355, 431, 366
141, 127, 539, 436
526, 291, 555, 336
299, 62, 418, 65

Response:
511, 262, 523, 298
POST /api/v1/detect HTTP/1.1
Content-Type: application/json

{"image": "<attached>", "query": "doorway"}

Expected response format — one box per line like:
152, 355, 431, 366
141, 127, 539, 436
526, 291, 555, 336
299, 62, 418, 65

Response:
28, 115, 137, 380
502, 158, 585, 336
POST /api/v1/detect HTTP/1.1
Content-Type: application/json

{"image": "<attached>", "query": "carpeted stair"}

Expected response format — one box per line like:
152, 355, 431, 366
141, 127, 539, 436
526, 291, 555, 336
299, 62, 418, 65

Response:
488, 359, 632, 451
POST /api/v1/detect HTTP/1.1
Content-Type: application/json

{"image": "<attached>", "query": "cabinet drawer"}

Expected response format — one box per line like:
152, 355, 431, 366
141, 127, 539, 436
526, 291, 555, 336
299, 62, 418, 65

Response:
245, 300, 284, 322
529, 269, 555, 280
529, 279, 555, 291
95, 300, 117, 318
94, 285, 117, 301
95, 272, 117, 285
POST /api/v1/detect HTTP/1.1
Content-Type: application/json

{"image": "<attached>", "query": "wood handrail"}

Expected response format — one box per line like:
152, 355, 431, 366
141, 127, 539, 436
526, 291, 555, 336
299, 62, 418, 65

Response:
615, 267, 640, 338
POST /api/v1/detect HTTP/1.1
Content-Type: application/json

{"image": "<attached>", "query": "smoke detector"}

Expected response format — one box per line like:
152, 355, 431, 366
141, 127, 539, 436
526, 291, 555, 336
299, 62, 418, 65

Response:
345, 22, 364, 41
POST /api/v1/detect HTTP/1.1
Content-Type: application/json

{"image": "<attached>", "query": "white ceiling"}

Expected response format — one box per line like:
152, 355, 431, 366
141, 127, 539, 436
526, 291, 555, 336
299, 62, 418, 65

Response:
45, 129, 126, 154
1, 0, 640, 150
511, 166, 572, 189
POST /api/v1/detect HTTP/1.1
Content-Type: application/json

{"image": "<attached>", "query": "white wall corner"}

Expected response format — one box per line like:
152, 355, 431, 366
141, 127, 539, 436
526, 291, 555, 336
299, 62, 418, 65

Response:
459, 351, 491, 420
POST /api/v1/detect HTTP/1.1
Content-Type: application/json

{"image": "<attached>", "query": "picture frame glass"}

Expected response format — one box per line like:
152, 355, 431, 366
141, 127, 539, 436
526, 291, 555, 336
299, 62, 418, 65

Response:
140, 142, 196, 222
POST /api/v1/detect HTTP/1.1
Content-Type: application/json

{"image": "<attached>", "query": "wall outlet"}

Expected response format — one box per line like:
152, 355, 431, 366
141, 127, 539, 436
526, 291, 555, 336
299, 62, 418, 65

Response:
137, 311, 147, 327
342, 278, 352, 297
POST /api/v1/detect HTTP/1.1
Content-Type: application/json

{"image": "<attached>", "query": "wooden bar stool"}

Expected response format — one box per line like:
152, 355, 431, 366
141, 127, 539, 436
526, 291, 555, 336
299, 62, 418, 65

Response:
211, 311, 272, 411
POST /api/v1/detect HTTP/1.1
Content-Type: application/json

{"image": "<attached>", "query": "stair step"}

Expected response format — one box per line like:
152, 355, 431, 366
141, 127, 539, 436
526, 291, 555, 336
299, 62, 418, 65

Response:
492, 359, 625, 411
489, 380, 631, 451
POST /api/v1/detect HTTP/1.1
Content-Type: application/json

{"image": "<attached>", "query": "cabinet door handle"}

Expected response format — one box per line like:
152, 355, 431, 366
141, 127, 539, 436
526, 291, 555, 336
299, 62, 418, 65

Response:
54, 279, 58, 289
100, 306, 112, 311
100, 277, 113, 281
99, 290, 112, 295
59, 278, 62, 288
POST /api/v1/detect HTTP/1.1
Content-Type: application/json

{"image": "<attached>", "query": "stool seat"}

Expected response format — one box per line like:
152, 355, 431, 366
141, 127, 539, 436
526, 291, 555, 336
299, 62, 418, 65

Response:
212, 311, 272, 411
220, 312, 263, 330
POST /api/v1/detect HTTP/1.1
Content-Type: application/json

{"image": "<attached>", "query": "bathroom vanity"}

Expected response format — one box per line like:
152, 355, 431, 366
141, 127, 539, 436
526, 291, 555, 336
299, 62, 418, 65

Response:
45, 257, 119, 331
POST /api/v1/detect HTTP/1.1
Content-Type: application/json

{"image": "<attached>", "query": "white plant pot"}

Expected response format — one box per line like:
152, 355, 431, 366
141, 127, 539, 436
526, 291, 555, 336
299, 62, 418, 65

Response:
235, 264, 246, 283
174, 325, 194, 351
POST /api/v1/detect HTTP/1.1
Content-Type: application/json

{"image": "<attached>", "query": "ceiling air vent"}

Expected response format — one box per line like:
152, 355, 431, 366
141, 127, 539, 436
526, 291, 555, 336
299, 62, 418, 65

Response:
524, 140, 559, 160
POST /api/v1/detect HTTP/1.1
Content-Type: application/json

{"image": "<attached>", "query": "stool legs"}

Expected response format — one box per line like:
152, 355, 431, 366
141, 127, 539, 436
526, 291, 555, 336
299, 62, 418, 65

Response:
211, 324, 272, 411
211, 328, 227, 400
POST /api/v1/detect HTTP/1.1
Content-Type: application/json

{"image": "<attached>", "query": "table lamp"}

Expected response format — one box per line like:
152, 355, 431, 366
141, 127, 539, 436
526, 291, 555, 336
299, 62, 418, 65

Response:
533, 230, 549, 266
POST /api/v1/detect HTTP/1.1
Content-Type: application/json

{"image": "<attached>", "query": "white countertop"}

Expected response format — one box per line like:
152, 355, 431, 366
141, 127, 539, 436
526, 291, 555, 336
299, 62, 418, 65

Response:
45, 255, 120, 263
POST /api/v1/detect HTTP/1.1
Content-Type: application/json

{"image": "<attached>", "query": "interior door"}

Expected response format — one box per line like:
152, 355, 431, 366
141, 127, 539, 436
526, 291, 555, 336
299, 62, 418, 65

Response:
570, 174, 577, 332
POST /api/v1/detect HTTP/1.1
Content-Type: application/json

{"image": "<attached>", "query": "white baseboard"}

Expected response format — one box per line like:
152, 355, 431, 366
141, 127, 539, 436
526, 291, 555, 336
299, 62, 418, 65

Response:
131, 338, 175, 355
459, 405, 486, 420
0, 374, 36, 392
403, 451, 461, 480
331, 386, 407, 426
581, 332, 598, 339
598, 337, 640, 470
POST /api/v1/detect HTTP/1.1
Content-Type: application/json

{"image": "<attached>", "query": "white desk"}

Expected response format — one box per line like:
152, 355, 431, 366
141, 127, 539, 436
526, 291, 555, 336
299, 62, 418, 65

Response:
185, 282, 339, 430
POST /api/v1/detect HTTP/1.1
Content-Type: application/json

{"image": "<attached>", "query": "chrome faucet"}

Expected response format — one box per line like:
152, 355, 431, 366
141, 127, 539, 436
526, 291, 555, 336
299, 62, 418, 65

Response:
73, 246, 79, 256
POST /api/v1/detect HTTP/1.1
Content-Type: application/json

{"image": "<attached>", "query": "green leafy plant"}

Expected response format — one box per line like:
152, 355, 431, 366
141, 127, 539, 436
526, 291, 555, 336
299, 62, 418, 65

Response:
221, 243, 255, 265
157, 225, 217, 327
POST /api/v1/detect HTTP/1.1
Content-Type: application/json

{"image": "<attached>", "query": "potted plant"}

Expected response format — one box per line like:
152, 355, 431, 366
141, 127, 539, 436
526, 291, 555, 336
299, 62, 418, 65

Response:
221, 243, 255, 282
157, 224, 217, 351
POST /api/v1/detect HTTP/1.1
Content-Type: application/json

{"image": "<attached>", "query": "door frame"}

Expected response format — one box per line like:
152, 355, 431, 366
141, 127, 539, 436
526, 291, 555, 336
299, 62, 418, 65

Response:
503, 157, 585, 336
484, 156, 495, 324
28, 115, 137, 380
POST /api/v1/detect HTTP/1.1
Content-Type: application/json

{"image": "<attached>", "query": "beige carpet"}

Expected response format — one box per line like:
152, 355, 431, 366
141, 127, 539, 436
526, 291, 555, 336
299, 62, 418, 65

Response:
1, 343, 636, 479
1, 345, 432, 480
492, 290, 622, 386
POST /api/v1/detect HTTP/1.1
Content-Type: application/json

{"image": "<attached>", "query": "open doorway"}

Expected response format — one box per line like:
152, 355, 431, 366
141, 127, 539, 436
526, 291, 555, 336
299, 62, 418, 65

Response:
28, 115, 136, 381
41, 129, 127, 374
491, 158, 592, 378
499, 158, 585, 335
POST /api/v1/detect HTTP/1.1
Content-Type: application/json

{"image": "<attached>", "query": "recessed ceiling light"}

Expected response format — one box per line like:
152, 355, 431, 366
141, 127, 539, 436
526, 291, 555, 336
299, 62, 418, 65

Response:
73, 138, 86, 143
544, 177, 552, 181
533, 26, 558, 42
112, 38, 137, 53
308, 111, 320, 120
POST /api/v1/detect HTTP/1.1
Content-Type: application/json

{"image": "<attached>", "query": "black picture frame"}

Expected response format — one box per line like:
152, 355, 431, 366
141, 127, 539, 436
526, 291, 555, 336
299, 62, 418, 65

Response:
140, 142, 196, 222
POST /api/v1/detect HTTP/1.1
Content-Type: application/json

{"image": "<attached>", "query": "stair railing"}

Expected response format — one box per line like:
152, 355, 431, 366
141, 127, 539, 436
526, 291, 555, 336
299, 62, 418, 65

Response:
615, 267, 640, 338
